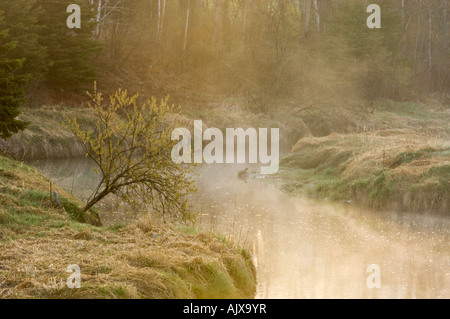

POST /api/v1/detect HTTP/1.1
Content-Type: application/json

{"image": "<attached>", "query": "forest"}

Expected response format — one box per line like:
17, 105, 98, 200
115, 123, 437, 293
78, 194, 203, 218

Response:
0, 0, 448, 108
0, 0, 448, 300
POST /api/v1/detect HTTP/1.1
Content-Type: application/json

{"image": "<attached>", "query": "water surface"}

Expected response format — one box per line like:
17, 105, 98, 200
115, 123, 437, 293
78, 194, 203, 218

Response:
29, 158, 450, 299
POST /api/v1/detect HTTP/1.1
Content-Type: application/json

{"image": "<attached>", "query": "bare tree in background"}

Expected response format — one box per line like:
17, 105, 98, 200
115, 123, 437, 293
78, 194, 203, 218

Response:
312, 0, 320, 33
157, 0, 167, 41
302, 0, 311, 35
183, 0, 191, 51
93, 0, 449, 97
213, 0, 223, 53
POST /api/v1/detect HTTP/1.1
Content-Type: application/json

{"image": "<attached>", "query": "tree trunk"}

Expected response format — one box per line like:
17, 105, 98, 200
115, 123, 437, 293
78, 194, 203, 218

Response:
157, 0, 161, 39
302, 0, 311, 36
401, 0, 405, 25
83, 188, 110, 212
95, 0, 103, 37
443, 0, 448, 50
160, 0, 166, 40
157, 0, 166, 41
312, 0, 320, 33
427, 7, 432, 73
241, 0, 249, 52
414, 6, 421, 61
183, 0, 191, 51
197, 0, 203, 27
213, 0, 223, 52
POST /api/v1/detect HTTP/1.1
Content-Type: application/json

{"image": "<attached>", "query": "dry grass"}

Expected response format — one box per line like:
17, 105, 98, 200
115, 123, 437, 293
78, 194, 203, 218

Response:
0, 156, 256, 299
281, 129, 450, 214
0, 220, 256, 299
0, 105, 97, 160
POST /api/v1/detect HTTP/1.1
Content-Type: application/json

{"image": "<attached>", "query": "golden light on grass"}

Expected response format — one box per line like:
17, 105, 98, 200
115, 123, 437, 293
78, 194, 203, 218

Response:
0, 156, 256, 299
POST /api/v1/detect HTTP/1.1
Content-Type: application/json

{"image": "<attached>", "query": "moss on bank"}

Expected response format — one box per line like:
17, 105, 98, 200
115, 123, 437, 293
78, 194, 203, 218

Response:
0, 156, 257, 299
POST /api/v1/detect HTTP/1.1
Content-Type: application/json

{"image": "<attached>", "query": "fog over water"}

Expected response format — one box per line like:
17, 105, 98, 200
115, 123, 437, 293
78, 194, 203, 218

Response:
30, 158, 450, 299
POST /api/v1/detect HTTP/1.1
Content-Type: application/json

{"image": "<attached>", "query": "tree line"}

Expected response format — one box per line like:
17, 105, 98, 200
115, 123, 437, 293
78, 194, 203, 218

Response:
0, 0, 448, 138
95, 0, 448, 101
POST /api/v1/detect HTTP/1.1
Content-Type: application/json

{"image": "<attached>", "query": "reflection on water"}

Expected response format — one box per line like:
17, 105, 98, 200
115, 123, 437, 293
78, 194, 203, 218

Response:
29, 158, 450, 299
28, 158, 101, 200
193, 164, 449, 299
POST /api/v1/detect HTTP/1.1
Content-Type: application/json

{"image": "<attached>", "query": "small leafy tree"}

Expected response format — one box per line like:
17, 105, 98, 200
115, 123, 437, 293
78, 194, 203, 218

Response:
0, 14, 29, 139
64, 85, 196, 222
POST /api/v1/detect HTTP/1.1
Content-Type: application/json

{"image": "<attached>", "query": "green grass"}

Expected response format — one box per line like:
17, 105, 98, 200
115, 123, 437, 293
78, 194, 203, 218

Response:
96, 285, 134, 298
0, 156, 101, 234
2, 211, 50, 232
223, 253, 257, 297
0, 155, 257, 299
184, 261, 237, 299
177, 225, 198, 236
279, 129, 450, 214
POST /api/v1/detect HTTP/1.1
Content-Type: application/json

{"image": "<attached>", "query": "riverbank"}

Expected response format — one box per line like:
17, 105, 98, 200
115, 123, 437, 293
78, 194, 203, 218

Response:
0, 99, 305, 160
279, 101, 450, 215
2, 98, 449, 215
0, 155, 256, 298
0, 105, 95, 160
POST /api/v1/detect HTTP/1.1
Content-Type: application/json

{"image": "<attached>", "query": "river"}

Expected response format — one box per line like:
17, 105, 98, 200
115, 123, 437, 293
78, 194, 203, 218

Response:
28, 158, 449, 299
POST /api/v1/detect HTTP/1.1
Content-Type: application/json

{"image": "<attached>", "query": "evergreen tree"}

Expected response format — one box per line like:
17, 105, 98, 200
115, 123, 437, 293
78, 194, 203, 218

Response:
38, 0, 101, 90
0, 13, 29, 139
328, 0, 408, 100
0, 0, 48, 80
